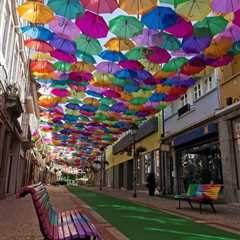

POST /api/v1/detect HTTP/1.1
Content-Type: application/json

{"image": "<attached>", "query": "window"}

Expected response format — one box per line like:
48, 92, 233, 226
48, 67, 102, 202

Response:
193, 83, 202, 101
180, 94, 188, 107
1, 7, 11, 56
204, 76, 214, 93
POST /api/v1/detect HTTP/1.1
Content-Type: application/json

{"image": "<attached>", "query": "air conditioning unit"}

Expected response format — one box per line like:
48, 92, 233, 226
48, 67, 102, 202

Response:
25, 96, 34, 113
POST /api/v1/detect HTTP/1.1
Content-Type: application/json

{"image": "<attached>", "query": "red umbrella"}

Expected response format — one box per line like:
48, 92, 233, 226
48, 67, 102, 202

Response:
119, 60, 144, 70
30, 60, 54, 73
24, 39, 53, 53
50, 50, 77, 63
81, 0, 118, 14
76, 11, 109, 39
145, 47, 171, 64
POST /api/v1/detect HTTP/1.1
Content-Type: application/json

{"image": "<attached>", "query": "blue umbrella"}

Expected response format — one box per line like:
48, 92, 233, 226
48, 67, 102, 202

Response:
99, 50, 126, 62
66, 103, 81, 110
80, 104, 98, 112
115, 69, 138, 79
21, 26, 54, 41
85, 90, 102, 98
141, 6, 178, 30
150, 93, 166, 102
124, 83, 140, 93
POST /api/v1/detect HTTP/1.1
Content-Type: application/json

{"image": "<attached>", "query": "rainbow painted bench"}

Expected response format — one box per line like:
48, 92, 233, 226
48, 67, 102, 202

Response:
16, 183, 101, 240
174, 184, 222, 213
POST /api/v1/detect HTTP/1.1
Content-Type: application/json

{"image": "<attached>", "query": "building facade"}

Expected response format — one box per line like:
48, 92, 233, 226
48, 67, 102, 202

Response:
0, 0, 40, 198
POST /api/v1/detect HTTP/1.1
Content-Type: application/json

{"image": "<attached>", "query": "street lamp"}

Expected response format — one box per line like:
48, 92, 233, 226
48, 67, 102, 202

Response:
131, 123, 138, 198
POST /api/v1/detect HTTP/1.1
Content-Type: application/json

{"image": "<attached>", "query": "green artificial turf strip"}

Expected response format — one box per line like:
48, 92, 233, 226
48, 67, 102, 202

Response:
68, 186, 239, 240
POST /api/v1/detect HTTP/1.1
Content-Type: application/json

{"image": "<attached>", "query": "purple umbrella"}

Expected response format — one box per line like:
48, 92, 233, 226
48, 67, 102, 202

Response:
119, 60, 144, 71
182, 36, 211, 54
218, 24, 240, 41
49, 16, 81, 40
76, 11, 109, 39
132, 29, 158, 47
50, 35, 76, 55
166, 16, 193, 38
211, 0, 240, 14
111, 102, 127, 113
103, 90, 121, 98
96, 62, 121, 74
51, 50, 77, 63
69, 71, 93, 82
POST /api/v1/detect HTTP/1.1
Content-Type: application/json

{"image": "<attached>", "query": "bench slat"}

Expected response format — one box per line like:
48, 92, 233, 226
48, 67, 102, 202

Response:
58, 213, 65, 240
65, 210, 78, 239
70, 210, 86, 239
75, 210, 93, 236
61, 211, 71, 240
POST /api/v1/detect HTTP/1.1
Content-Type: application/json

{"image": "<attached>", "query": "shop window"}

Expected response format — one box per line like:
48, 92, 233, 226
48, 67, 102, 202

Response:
177, 142, 223, 193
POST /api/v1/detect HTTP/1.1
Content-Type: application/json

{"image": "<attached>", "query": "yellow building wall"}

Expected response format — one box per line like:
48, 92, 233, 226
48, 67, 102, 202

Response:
106, 113, 163, 169
219, 55, 240, 107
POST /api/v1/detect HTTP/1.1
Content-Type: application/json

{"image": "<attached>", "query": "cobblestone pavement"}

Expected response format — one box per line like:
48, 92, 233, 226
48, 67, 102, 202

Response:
82, 186, 240, 236
0, 186, 127, 240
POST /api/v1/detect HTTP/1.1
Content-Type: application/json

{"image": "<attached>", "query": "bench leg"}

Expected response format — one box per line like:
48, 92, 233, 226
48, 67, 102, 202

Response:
178, 200, 181, 209
210, 202, 216, 213
188, 200, 194, 209
199, 203, 202, 214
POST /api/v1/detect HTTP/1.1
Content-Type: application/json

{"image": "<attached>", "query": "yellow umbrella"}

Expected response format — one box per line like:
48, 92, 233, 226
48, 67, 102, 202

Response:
154, 70, 175, 80
132, 90, 152, 98
119, 0, 157, 15
104, 38, 135, 51
83, 97, 100, 107
92, 72, 115, 87
71, 62, 96, 72
70, 90, 86, 99
176, 0, 211, 21
31, 53, 53, 61
120, 92, 133, 101
17, 2, 54, 24
155, 85, 172, 94
140, 59, 161, 74
204, 37, 233, 59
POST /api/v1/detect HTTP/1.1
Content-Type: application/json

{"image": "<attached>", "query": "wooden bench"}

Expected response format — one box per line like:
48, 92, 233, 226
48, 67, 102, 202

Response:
174, 184, 222, 213
16, 183, 101, 240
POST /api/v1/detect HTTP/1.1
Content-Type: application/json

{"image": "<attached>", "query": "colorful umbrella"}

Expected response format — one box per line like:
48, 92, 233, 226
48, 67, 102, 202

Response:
126, 47, 146, 60
109, 15, 143, 38
51, 50, 77, 63
76, 51, 96, 64
47, 0, 84, 19
103, 90, 121, 98
80, 0, 118, 14
206, 55, 233, 67
76, 11, 109, 39
96, 62, 121, 74
53, 61, 72, 72
49, 16, 81, 40
69, 71, 93, 82
24, 39, 53, 53
99, 50, 126, 62
211, 0, 240, 14
51, 88, 70, 97
141, 6, 177, 30
145, 47, 171, 64
21, 26, 54, 41
166, 16, 193, 38
104, 38, 135, 51
31, 60, 54, 73
176, 0, 211, 21
17, 2, 54, 24
160, 0, 189, 7
71, 62, 96, 72
193, 16, 229, 37
182, 35, 211, 54
162, 57, 188, 72
119, 0, 157, 15
132, 29, 157, 47
119, 60, 144, 71
219, 24, 240, 42
50, 35, 76, 55
31, 53, 53, 61
234, 9, 240, 27
75, 35, 102, 55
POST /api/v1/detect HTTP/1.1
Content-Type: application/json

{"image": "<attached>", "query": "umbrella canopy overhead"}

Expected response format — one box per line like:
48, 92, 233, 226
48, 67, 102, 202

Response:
16, 0, 240, 166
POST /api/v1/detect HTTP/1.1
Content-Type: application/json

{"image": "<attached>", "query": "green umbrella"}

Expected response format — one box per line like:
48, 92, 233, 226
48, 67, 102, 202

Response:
109, 15, 143, 39
124, 110, 137, 116
47, 0, 84, 19
112, 78, 129, 86
162, 57, 188, 72
158, 32, 181, 51
154, 103, 167, 110
76, 51, 96, 64
126, 47, 146, 60
76, 34, 102, 55
95, 113, 108, 121
194, 16, 228, 37
100, 98, 116, 106
98, 104, 110, 111
130, 97, 148, 105
160, 0, 189, 7
102, 134, 113, 141
54, 61, 72, 72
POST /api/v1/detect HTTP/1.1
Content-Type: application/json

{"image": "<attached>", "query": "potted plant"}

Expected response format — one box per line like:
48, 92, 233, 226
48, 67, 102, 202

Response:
146, 172, 156, 196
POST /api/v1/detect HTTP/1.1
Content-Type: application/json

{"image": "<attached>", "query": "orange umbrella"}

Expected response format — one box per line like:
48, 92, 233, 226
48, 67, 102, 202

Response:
25, 39, 54, 53
120, 92, 133, 101
128, 104, 144, 111
119, 0, 157, 15
204, 37, 233, 59
83, 97, 100, 107
17, 2, 54, 24
155, 85, 172, 94
104, 37, 135, 51
38, 96, 58, 108
154, 70, 176, 80
71, 61, 95, 72
30, 60, 54, 73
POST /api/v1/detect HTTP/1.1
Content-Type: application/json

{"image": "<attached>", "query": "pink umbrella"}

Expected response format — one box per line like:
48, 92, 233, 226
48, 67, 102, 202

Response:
76, 11, 109, 39
51, 50, 77, 63
51, 88, 70, 97
145, 47, 171, 64
119, 60, 144, 71
69, 72, 93, 82
218, 24, 240, 41
211, 0, 240, 14
96, 62, 121, 74
49, 16, 81, 40
81, 0, 118, 14
166, 16, 193, 38
103, 90, 121, 98
234, 9, 240, 27
132, 29, 158, 47
206, 55, 233, 67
